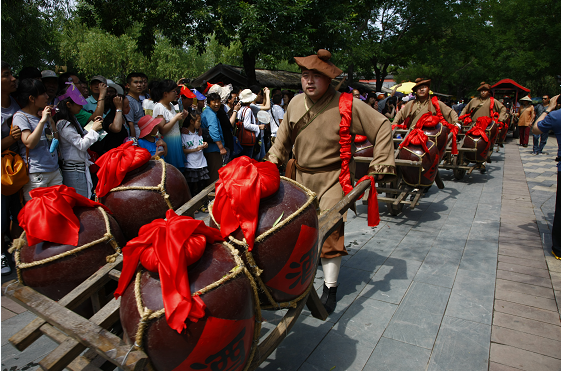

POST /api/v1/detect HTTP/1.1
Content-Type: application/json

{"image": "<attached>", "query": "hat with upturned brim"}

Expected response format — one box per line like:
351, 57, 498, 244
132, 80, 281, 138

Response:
477, 81, 491, 91
412, 78, 431, 91
294, 49, 343, 79
138, 115, 164, 138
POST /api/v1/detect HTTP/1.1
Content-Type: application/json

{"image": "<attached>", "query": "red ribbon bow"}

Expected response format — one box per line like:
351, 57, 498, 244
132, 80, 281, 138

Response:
339, 93, 380, 227
399, 128, 431, 154
459, 113, 473, 126
354, 135, 368, 142
213, 156, 280, 250
414, 112, 440, 129
114, 210, 223, 333
95, 141, 151, 198
467, 116, 492, 157
391, 124, 408, 131
18, 185, 110, 246
430, 96, 459, 155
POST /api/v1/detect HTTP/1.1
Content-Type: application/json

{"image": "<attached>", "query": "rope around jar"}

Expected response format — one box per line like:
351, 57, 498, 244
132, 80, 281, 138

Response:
101, 158, 173, 209
8, 207, 122, 285
208, 177, 318, 309
130, 241, 262, 371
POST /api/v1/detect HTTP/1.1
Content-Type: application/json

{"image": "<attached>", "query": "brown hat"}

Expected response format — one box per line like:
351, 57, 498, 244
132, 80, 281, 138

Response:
477, 81, 491, 91
412, 78, 431, 91
294, 49, 343, 79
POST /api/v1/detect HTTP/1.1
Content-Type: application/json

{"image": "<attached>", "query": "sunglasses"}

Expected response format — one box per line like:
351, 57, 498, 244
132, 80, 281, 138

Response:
542, 97, 549, 100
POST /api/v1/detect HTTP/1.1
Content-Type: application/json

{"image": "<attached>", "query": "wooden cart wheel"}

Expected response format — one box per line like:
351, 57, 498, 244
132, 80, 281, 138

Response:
386, 180, 404, 216
452, 155, 466, 180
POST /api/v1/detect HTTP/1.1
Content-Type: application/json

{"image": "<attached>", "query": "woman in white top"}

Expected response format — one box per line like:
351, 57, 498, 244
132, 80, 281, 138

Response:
151, 79, 187, 170
54, 83, 102, 198
13, 78, 61, 202
236, 89, 264, 158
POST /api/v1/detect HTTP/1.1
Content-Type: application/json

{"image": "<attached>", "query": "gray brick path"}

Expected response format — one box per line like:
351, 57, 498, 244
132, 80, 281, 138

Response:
2, 137, 560, 371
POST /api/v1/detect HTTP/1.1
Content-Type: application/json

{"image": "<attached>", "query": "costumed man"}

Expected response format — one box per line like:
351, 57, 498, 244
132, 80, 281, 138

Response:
393, 78, 459, 129
459, 82, 507, 172
264, 49, 396, 313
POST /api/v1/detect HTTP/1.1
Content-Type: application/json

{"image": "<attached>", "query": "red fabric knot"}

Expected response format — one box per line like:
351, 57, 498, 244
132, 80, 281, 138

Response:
414, 112, 440, 129
339, 93, 380, 227
391, 124, 408, 131
213, 156, 280, 251
467, 116, 492, 157
399, 128, 431, 154
114, 209, 223, 333
95, 141, 151, 198
354, 135, 368, 142
18, 185, 111, 246
430, 96, 458, 155
459, 112, 473, 125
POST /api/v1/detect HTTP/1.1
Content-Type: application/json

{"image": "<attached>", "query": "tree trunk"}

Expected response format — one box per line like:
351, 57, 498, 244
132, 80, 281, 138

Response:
347, 63, 354, 87
373, 62, 388, 93
242, 50, 257, 86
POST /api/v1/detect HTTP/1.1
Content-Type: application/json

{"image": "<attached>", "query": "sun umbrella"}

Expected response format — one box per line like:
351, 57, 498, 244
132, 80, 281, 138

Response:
391, 82, 433, 95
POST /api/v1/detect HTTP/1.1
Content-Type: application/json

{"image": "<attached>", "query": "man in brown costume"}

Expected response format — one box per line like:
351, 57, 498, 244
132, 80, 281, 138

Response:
264, 49, 396, 313
393, 78, 459, 128
460, 82, 507, 124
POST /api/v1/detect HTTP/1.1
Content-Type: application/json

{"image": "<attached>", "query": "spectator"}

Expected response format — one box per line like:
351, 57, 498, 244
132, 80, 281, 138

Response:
18, 67, 41, 81
90, 93, 131, 155
137, 115, 167, 160
366, 92, 377, 109
532, 95, 550, 155
139, 74, 149, 101
225, 89, 239, 116
41, 70, 58, 104
533, 94, 560, 260
125, 72, 146, 138
82, 75, 108, 123
13, 78, 62, 202
201, 92, 226, 183
282, 90, 294, 111
142, 80, 158, 116
1, 61, 22, 276
208, 84, 236, 162
182, 110, 209, 196
517, 96, 534, 148
193, 88, 206, 111
151, 79, 188, 171
58, 72, 91, 127
236, 89, 264, 158
382, 96, 397, 120
249, 85, 270, 160
54, 83, 102, 198
269, 94, 284, 144
352, 89, 361, 99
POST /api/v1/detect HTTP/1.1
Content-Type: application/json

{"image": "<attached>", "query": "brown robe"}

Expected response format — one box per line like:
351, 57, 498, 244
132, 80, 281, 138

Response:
265, 87, 396, 258
460, 97, 508, 123
517, 105, 534, 127
393, 98, 458, 128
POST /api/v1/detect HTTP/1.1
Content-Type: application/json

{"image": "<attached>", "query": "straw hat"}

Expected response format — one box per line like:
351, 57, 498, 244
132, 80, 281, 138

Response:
519, 96, 532, 103
294, 49, 343, 79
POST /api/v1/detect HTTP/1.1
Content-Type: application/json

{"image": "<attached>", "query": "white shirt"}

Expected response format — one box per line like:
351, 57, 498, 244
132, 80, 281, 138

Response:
182, 132, 207, 169
237, 106, 260, 133
269, 104, 284, 137
152, 102, 180, 137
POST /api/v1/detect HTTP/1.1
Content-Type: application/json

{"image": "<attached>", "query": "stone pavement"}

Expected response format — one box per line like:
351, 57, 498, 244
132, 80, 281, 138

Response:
2, 137, 560, 371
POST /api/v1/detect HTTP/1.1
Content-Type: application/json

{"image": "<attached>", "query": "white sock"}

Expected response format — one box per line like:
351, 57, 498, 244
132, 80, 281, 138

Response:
322, 256, 342, 288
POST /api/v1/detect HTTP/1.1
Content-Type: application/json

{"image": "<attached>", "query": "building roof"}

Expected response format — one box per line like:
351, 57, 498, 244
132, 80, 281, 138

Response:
191, 64, 377, 92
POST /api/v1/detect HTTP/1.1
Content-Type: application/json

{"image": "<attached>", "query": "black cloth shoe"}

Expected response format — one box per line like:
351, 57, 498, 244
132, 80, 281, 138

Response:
321, 284, 338, 314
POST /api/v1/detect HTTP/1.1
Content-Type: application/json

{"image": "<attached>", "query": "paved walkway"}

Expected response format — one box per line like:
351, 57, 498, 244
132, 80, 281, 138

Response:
2, 138, 560, 371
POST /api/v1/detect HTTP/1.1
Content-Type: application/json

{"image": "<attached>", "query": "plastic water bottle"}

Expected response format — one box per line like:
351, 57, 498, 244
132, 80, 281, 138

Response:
396, 134, 402, 139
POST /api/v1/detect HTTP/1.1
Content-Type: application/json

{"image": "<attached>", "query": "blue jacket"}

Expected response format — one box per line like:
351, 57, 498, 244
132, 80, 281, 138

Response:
201, 107, 224, 153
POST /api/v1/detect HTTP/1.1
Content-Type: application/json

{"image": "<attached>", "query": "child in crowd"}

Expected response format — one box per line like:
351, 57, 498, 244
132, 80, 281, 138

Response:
182, 111, 209, 197
137, 115, 167, 160
54, 82, 103, 198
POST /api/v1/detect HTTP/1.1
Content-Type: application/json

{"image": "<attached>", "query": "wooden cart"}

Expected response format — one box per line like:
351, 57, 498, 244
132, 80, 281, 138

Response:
2, 180, 371, 371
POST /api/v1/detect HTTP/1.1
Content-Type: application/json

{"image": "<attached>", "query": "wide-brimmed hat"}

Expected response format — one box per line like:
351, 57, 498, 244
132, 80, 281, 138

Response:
477, 81, 491, 91
519, 96, 532, 103
239, 89, 257, 103
57, 82, 87, 106
106, 79, 123, 95
412, 78, 431, 91
294, 49, 343, 79
90, 75, 107, 85
138, 115, 163, 138
208, 84, 233, 104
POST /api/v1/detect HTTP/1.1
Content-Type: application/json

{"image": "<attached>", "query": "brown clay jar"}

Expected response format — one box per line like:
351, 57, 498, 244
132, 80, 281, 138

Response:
99, 160, 191, 241
398, 138, 439, 187
119, 242, 256, 371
